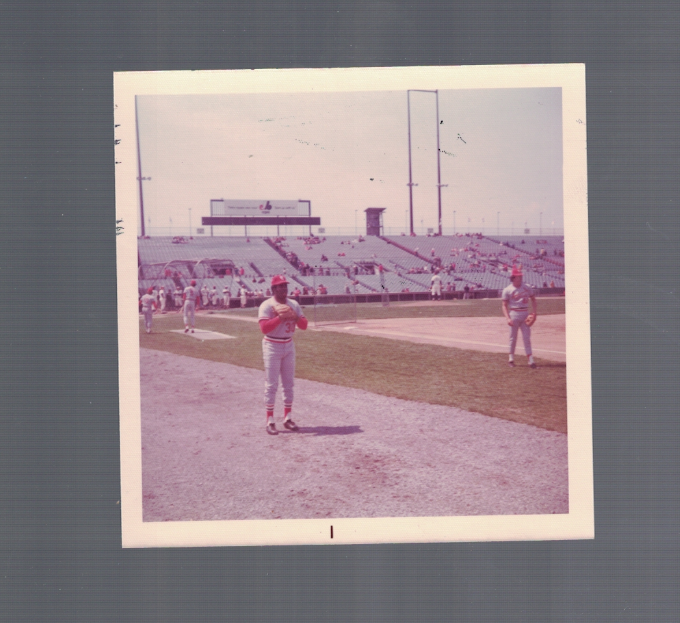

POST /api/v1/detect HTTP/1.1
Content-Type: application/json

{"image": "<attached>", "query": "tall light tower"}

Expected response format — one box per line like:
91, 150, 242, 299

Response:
135, 96, 151, 236
407, 89, 445, 235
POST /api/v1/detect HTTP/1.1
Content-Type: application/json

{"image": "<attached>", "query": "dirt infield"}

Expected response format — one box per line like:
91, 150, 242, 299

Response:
315, 314, 566, 362
210, 309, 566, 362
141, 348, 568, 522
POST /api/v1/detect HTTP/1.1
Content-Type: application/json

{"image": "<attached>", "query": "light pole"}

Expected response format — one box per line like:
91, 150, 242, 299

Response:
407, 89, 445, 234
135, 96, 152, 236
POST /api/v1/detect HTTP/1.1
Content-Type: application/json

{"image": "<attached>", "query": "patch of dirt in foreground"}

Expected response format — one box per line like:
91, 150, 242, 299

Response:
140, 348, 568, 522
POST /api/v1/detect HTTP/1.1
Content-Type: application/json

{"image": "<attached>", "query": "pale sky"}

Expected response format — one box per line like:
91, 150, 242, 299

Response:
136, 87, 563, 235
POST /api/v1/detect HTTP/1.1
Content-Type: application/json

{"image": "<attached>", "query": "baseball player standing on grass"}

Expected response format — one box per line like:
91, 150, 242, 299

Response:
430, 269, 442, 301
140, 287, 157, 334
501, 266, 538, 368
159, 286, 167, 313
182, 279, 200, 333
258, 275, 308, 435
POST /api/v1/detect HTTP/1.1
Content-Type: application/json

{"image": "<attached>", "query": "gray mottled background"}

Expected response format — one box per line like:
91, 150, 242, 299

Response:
0, 2, 678, 622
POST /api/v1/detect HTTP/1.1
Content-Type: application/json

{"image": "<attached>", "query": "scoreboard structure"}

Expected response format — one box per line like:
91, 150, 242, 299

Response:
202, 199, 320, 228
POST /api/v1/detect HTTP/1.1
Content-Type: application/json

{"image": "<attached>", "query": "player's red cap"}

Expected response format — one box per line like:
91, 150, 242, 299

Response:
147, 287, 154, 293
271, 275, 289, 287
511, 266, 523, 278
191, 280, 197, 286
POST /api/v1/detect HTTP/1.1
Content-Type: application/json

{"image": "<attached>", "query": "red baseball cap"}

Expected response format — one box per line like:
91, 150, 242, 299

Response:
190, 280, 197, 286
147, 287, 154, 294
271, 275, 289, 287
511, 266, 523, 278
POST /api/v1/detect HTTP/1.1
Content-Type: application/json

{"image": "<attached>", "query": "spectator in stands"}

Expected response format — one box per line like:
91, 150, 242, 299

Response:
292, 287, 301, 298
550, 280, 555, 288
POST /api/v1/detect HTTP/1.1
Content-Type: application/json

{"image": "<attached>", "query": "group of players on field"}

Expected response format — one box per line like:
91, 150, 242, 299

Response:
139, 265, 537, 434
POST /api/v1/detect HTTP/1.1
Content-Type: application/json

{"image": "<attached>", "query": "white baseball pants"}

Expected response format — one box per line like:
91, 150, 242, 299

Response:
262, 339, 295, 409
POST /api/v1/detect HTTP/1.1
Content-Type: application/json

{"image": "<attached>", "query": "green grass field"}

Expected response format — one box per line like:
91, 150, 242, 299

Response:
141, 298, 567, 433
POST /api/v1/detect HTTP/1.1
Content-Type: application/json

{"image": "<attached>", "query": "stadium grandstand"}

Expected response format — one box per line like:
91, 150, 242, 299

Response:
137, 233, 565, 308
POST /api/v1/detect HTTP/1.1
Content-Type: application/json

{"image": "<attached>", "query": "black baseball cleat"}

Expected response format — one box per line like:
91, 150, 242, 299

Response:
508, 361, 515, 367
266, 422, 278, 435
184, 327, 189, 333
283, 419, 299, 431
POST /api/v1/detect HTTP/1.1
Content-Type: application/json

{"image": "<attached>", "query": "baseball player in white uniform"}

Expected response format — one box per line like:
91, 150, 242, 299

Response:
210, 286, 218, 307
183, 279, 200, 333
201, 285, 209, 308
258, 275, 308, 435
173, 286, 183, 310
501, 266, 538, 368
430, 270, 442, 301
222, 285, 230, 308
159, 286, 167, 313
140, 287, 157, 333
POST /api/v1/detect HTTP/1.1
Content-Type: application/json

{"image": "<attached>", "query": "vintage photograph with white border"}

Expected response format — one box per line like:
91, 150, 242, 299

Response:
115, 64, 592, 547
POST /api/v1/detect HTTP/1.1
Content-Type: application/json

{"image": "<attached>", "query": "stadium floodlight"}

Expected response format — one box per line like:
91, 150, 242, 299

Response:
407, 89, 446, 235
135, 95, 152, 237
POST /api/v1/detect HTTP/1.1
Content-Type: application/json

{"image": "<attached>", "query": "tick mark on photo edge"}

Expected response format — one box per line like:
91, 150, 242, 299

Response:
331, 525, 333, 538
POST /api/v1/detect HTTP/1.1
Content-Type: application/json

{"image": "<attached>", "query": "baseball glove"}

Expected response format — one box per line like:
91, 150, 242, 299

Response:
274, 303, 297, 321
525, 314, 536, 327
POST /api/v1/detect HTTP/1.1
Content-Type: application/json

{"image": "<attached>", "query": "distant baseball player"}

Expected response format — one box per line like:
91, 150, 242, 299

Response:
222, 285, 230, 308
159, 286, 167, 313
240, 287, 247, 309
201, 284, 209, 307
430, 270, 442, 301
140, 287, 157, 334
501, 266, 537, 368
183, 279, 200, 333
173, 286, 183, 310
211, 286, 218, 307
258, 275, 308, 435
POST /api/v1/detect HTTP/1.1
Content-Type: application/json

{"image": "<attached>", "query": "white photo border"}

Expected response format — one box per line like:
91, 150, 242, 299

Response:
115, 64, 592, 547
